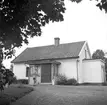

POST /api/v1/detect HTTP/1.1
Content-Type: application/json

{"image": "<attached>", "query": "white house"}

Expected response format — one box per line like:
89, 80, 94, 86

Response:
11, 38, 106, 85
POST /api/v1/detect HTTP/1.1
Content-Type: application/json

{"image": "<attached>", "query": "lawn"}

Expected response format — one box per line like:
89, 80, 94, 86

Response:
0, 84, 33, 105
11, 85, 107, 105
35, 85, 107, 105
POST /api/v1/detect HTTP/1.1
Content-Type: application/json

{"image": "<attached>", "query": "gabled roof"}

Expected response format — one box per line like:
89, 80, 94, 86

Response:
12, 41, 86, 63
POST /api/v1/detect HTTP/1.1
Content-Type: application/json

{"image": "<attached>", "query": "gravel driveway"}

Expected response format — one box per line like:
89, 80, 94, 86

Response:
11, 85, 107, 105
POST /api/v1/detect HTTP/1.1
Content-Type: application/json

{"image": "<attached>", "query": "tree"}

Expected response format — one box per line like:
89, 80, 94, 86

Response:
96, 0, 107, 13
0, 0, 66, 60
3, 69, 14, 85
0, 0, 82, 91
0, 0, 66, 90
92, 49, 105, 60
92, 49, 107, 80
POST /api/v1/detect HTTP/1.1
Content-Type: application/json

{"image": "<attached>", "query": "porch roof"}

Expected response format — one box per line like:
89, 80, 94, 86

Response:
26, 60, 61, 65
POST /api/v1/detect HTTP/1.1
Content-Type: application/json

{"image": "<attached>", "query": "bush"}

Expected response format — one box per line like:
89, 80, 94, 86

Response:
65, 78, 78, 85
11, 76, 17, 84
55, 74, 67, 85
55, 75, 78, 85
16, 79, 28, 84
0, 68, 14, 91
102, 82, 107, 86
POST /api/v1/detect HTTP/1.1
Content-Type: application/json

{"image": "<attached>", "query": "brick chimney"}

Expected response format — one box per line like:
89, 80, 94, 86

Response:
54, 37, 60, 46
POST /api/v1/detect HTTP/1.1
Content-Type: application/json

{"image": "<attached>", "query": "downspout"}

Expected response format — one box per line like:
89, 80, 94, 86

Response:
76, 59, 79, 83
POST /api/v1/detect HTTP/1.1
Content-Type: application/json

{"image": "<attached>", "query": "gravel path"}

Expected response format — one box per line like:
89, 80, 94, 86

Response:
11, 85, 107, 105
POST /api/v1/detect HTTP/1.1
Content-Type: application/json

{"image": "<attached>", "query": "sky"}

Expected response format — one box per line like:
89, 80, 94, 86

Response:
3, 0, 107, 68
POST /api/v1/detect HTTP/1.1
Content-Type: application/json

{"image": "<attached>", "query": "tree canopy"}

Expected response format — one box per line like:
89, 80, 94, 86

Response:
92, 49, 105, 60
92, 49, 107, 80
96, 0, 107, 13
0, 0, 66, 60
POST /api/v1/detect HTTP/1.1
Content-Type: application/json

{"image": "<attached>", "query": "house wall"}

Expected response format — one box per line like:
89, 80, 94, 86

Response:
13, 63, 27, 79
100, 61, 106, 82
56, 59, 77, 80
79, 43, 91, 60
78, 42, 91, 83
83, 60, 105, 83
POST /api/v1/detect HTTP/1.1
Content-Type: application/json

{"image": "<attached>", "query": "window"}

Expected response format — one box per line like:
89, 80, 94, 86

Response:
26, 67, 29, 77
85, 49, 87, 59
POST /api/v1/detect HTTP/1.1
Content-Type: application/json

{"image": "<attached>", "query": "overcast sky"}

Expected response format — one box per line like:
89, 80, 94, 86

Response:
3, 0, 107, 68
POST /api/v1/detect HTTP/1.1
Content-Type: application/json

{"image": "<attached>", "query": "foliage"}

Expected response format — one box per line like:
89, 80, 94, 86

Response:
102, 82, 107, 86
15, 79, 28, 84
65, 78, 78, 85
92, 49, 107, 80
0, 65, 6, 91
96, 0, 107, 13
56, 74, 67, 85
92, 49, 105, 60
0, 0, 66, 61
3, 69, 14, 85
0, 69, 14, 91
55, 74, 78, 85
70, 0, 82, 3
11, 76, 17, 84
105, 58, 107, 71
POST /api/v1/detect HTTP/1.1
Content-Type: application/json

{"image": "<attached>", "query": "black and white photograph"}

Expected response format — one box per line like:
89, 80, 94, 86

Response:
0, 0, 107, 105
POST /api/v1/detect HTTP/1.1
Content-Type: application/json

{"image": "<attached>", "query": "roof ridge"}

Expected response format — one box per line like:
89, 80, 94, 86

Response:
27, 40, 86, 49
27, 44, 53, 49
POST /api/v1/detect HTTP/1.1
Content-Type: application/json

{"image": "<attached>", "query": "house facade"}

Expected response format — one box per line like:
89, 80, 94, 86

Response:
12, 38, 106, 85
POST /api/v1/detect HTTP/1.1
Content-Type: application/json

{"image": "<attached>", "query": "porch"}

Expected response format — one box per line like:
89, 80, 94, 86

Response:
26, 60, 61, 85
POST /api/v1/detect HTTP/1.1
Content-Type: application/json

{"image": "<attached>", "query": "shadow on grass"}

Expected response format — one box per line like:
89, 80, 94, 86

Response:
0, 84, 33, 105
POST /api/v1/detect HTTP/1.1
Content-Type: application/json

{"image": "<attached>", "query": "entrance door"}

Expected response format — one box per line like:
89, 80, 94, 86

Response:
41, 64, 51, 83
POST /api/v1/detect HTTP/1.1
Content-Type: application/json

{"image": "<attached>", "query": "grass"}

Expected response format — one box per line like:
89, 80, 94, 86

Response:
0, 84, 33, 105
8, 85, 107, 105
33, 85, 107, 105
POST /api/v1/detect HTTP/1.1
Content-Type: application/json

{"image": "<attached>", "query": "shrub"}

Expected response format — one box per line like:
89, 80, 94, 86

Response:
11, 76, 17, 84
65, 78, 78, 85
0, 68, 15, 91
16, 79, 28, 84
55, 74, 67, 85
102, 82, 107, 86
55, 74, 78, 85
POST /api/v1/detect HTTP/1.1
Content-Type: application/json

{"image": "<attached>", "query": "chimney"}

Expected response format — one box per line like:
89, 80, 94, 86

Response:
54, 37, 60, 46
